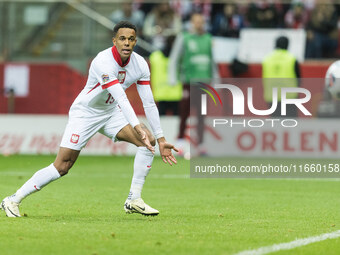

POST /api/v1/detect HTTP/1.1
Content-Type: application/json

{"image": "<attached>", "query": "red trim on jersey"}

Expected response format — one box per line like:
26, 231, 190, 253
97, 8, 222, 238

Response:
102, 79, 119, 89
137, 80, 150, 85
87, 82, 101, 94
111, 46, 130, 67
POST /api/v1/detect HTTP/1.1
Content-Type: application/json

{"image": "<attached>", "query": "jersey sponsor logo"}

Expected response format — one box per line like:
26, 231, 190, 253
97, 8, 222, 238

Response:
70, 134, 80, 144
118, 71, 126, 84
102, 74, 110, 83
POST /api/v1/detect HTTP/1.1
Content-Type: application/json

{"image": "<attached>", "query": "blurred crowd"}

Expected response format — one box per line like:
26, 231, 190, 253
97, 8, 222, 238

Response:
109, 0, 340, 59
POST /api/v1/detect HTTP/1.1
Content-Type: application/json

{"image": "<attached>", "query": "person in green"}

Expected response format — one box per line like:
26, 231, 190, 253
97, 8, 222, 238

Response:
168, 12, 218, 156
149, 36, 182, 116
262, 36, 301, 117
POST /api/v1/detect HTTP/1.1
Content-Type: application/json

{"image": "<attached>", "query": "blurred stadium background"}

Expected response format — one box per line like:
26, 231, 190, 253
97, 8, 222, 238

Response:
0, 0, 339, 156
3, 2, 340, 255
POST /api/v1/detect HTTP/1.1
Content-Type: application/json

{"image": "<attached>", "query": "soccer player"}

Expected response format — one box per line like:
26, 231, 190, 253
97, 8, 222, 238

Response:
1, 21, 178, 217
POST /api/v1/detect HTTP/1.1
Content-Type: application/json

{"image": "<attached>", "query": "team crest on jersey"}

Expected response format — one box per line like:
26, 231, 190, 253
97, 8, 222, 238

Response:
118, 71, 126, 84
102, 74, 110, 83
70, 134, 80, 144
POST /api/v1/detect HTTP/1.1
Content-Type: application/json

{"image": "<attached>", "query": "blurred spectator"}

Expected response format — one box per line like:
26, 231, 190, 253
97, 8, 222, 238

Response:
189, 0, 213, 26
143, 3, 182, 50
173, 0, 212, 31
262, 36, 300, 117
149, 36, 182, 116
300, 0, 316, 11
305, 1, 338, 58
284, 2, 309, 29
211, 3, 245, 37
247, 0, 280, 28
138, 2, 154, 16
172, 0, 198, 21
168, 13, 218, 156
110, 3, 144, 34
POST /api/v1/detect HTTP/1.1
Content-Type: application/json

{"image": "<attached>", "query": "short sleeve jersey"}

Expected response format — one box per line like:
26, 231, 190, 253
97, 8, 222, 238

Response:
70, 46, 150, 115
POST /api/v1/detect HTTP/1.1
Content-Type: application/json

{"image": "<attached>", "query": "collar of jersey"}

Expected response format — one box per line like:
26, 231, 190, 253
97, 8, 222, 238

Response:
111, 46, 131, 67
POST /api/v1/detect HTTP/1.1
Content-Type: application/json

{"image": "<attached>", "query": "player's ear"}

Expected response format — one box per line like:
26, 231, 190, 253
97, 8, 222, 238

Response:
112, 37, 116, 46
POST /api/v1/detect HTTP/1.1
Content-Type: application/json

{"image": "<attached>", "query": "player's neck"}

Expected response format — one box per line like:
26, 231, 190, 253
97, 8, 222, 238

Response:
191, 29, 204, 35
121, 56, 129, 64
112, 46, 130, 67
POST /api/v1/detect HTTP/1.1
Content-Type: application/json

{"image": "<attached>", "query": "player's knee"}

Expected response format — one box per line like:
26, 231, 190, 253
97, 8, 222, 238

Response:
55, 160, 74, 176
141, 124, 155, 146
149, 135, 156, 146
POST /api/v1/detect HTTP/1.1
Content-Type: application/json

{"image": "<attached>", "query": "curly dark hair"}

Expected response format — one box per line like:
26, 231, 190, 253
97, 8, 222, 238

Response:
112, 21, 137, 37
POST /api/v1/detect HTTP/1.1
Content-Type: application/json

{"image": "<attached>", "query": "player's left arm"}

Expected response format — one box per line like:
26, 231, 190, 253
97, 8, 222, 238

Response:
136, 62, 178, 165
137, 84, 178, 165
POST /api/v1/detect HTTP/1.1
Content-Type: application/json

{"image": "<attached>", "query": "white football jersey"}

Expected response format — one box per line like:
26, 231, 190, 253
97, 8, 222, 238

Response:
70, 46, 150, 115
69, 46, 164, 139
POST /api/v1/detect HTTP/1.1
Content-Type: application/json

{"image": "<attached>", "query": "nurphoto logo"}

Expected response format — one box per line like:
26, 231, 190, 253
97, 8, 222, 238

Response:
199, 83, 312, 128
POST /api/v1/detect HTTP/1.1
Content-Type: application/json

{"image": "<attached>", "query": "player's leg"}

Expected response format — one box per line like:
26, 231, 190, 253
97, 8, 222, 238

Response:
1, 148, 79, 217
2, 113, 105, 217
116, 123, 156, 200
116, 123, 156, 199
116, 123, 155, 146
53, 147, 80, 176
116, 124, 159, 216
100, 112, 158, 215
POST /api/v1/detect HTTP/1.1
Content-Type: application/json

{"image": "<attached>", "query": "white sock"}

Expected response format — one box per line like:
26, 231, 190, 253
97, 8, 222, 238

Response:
128, 147, 154, 201
9, 163, 61, 203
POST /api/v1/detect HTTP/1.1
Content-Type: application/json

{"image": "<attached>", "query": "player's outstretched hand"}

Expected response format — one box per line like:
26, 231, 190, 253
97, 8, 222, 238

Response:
158, 139, 179, 166
135, 126, 155, 154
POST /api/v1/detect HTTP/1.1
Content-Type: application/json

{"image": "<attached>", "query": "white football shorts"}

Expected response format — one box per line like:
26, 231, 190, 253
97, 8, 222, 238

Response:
60, 106, 129, 151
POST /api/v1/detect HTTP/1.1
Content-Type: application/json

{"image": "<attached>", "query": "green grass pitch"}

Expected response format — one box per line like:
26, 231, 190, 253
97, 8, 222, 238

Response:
1, 155, 340, 255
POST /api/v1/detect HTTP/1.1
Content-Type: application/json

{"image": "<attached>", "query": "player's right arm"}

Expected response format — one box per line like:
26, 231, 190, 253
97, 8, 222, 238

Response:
91, 58, 154, 153
106, 84, 154, 153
